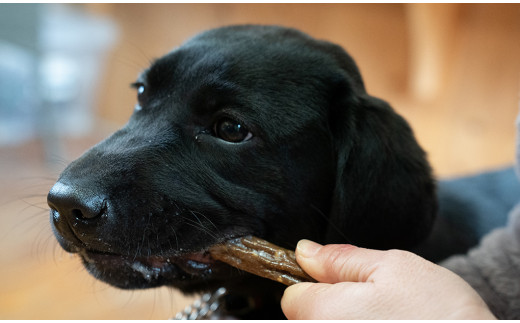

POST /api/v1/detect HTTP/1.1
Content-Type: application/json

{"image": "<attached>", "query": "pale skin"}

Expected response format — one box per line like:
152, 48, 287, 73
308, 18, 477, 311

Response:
281, 239, 496, 320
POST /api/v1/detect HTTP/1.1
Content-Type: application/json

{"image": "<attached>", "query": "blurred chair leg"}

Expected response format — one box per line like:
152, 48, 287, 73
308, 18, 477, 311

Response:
406, 3, 461, 101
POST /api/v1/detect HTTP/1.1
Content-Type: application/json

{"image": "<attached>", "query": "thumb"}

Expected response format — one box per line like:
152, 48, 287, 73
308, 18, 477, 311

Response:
295, 239, 384, 283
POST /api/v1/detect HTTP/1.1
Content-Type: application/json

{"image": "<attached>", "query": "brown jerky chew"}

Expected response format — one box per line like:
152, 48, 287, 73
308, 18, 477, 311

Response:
209, 235, 316, 286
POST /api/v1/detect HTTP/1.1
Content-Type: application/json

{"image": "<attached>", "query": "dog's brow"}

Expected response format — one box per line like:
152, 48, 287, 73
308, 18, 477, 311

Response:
189, 81, 241, 115
134, 70, 149, 85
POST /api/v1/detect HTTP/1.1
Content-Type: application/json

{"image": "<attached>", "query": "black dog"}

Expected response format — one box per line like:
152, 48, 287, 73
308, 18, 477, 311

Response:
48, 25, 436, 319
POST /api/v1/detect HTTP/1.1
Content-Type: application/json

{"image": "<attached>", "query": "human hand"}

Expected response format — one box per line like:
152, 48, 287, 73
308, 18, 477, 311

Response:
281, 240, 495, 319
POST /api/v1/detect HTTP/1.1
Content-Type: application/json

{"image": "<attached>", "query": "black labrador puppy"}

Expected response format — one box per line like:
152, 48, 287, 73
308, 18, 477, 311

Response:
48, 25, 436, 319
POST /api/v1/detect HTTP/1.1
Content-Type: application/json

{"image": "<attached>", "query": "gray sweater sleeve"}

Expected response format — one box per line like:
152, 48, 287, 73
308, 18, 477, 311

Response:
440, 204, 520, 319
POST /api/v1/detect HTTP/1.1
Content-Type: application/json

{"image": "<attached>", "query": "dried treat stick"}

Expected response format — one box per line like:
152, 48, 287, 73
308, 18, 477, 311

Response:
209, 236, 316, 286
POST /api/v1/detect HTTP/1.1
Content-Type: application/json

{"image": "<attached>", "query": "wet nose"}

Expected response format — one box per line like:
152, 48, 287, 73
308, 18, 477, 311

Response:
47, 181, 107, 221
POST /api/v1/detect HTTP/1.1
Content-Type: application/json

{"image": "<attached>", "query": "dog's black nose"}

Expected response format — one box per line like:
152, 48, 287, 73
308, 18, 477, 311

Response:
47, 181, 106, 221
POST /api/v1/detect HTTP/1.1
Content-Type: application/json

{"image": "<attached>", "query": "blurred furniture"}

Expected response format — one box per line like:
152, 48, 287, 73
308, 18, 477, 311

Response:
0, 4, 117, 165
406, 4, 461, 101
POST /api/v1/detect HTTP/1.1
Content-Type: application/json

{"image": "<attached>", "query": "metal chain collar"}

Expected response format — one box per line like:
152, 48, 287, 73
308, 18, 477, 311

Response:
172, 287, 227, 320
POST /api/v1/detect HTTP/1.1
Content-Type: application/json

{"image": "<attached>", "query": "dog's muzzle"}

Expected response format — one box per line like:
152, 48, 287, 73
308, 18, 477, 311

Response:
47, 180, 237, 290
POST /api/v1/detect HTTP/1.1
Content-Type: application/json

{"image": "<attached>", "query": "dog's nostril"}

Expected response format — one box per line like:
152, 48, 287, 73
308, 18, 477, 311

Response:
73, 201, 106, 220
72, 208, 85, 220
48, 181, 107, 222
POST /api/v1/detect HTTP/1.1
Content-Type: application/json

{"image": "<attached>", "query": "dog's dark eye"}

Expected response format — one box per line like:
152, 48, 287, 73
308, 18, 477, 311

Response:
214, 118, 253, 143
131, 82, 146, 101
137, 84, 145, 95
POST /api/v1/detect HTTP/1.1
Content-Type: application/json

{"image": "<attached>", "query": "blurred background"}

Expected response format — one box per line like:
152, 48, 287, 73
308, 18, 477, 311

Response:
0, 3, 519, 319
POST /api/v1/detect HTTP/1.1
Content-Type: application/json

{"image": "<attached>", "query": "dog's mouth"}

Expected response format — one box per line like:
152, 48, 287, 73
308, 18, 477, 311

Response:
83, 249, 213, 275
77, 247, 234, 290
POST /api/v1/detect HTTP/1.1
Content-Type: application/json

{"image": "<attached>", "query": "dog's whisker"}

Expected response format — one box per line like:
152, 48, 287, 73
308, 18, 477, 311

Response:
146, 236, 152, 258
134, 236, 144, 261
19, 199, 50, 212
31, 225, 56, 260
188, 210, 204, 227
52, 241, 66, 265
168, 225, 180, 251
182, 219, 219, 241
156, 233, 162, 258
309, 204, 353, 244
183, 220, 218, 239
9, 209, 47, 232
189, 210, 220, 235
187, 210, 222, 240
133, 213, 155, 259
185, 211, 220, 238
18, 192, 51, 199
16, 175, 61, 185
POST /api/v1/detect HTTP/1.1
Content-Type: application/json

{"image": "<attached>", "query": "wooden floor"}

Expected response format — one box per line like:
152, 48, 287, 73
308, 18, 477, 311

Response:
0, 3, 519, 319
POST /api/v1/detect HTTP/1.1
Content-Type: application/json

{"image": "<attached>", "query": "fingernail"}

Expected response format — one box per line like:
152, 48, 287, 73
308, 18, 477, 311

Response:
296, 239, 322, 258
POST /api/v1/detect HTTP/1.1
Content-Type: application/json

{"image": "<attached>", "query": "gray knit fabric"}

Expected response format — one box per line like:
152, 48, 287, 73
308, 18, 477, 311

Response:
441, 205, 520, 319
439, 114, 520, 319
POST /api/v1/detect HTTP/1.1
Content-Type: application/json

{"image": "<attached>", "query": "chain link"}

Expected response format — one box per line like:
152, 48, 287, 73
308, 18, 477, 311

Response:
172, 287, 227, 320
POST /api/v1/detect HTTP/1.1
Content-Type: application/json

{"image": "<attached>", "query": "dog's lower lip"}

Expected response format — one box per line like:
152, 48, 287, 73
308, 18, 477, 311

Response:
81, 249, 215, 278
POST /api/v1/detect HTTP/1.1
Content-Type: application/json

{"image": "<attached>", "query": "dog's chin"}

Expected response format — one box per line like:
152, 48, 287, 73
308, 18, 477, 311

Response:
77, 249, 236, 292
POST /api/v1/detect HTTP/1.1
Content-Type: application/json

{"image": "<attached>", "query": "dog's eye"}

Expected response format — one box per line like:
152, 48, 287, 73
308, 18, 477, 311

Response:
214, 118, 253, 143
131, 82, 146, 101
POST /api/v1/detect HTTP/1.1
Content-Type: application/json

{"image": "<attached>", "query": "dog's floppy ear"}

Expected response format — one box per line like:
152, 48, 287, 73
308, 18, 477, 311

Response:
327, 88, 437, 250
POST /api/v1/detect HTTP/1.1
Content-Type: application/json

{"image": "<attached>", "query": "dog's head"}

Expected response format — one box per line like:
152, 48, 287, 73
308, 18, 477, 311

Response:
48, 25, 436, 294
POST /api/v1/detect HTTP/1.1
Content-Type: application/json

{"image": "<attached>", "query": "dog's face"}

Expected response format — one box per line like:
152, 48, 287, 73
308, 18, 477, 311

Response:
48, 25, 436, 295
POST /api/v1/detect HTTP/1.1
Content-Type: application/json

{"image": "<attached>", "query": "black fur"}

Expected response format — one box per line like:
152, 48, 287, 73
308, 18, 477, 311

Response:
47, 25, 437, 318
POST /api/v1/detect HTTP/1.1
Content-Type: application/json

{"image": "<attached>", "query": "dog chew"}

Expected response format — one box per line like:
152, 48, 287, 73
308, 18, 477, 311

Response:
209, 236, 316, 286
